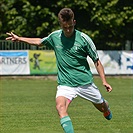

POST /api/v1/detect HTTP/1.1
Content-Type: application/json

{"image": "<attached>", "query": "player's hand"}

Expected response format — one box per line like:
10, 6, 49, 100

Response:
103, 82, 112, 92
6, 32, 19, 42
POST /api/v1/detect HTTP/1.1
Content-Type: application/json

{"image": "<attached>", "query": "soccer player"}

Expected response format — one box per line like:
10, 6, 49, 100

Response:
6, 8, 112, 133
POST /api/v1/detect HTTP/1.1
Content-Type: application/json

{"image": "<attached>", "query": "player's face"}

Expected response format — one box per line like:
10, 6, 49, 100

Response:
60, 19, 76, 38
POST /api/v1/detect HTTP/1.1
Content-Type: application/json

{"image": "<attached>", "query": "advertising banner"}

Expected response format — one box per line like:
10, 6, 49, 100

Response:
0, 50, 132, 75
87, 51, 133, 75
0, 51, 30, 75
29, 50, 57, 74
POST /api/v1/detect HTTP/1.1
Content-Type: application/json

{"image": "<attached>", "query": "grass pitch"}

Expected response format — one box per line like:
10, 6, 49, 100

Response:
0, 77, 133, 133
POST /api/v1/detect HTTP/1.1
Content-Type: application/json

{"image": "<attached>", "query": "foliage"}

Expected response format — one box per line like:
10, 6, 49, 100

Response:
0, 0, 133, 49
0, 0, 59, 38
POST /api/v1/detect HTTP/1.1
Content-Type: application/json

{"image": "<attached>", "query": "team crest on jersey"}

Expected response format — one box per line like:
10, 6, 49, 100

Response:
74, 44, 80, 51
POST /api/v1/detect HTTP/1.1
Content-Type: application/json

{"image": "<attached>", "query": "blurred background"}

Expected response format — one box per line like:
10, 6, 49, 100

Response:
0, 0, 133, 50
0, 0, 133, 76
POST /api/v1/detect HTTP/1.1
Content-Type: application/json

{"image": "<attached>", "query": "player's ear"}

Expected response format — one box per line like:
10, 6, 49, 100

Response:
73, 20, 76, 26
58, 21, 62, 27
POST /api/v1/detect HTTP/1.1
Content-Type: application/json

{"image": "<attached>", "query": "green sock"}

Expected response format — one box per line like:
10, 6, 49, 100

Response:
60, 116, 74, 133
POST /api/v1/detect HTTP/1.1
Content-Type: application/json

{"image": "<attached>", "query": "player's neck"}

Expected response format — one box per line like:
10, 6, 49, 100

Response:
63, 30, 75, 38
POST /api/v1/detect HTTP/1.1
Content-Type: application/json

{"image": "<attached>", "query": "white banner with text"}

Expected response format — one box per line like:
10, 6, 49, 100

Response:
0, 51, 30, 75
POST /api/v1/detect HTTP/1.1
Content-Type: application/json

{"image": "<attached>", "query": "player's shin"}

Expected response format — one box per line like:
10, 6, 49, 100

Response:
103, 100, 112, 120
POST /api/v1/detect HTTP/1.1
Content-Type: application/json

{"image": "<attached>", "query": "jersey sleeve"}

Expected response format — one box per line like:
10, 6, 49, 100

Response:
81, 33, 99, 63
40, 34, 54, 49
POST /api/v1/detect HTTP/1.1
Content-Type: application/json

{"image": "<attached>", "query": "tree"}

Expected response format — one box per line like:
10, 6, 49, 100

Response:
0, 0, 133, 50
0, 0, 59, 38
88, 0, 133, 49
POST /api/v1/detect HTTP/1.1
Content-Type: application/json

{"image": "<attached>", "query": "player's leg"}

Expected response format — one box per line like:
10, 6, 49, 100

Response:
77, 83, 112, 120
56, 96, 74, 133
92, 100, 112, 120
56, 85, 76, 133
56, 96, 70, 118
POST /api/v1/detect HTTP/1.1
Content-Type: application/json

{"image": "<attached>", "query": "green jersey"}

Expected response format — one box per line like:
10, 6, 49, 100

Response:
41, 29, 99, 87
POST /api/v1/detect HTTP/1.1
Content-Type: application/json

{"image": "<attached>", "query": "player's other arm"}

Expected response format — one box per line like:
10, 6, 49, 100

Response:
6, 32, 42, 46
94, 59, 112, 92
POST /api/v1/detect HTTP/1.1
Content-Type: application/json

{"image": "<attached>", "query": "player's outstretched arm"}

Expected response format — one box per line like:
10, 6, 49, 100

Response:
94, 59, 112, 92
6, 32, 42, 46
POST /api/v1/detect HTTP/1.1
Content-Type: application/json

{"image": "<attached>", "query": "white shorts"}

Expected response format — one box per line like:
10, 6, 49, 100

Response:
56, 83, 104, 104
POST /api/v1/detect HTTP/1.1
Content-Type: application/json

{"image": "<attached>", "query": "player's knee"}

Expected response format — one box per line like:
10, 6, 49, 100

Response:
56, 103, 67, 118
56, 103, 66, 112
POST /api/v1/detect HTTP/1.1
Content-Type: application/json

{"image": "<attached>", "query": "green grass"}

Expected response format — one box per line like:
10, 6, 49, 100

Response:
0, 77, 133, 133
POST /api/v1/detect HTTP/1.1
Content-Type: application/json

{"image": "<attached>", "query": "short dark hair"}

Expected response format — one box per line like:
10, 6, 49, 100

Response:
58, 8, 74, 22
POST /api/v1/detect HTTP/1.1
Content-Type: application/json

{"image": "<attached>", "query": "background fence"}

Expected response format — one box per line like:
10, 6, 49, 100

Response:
0, 40, 52, 50
0, 40, 133, 51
